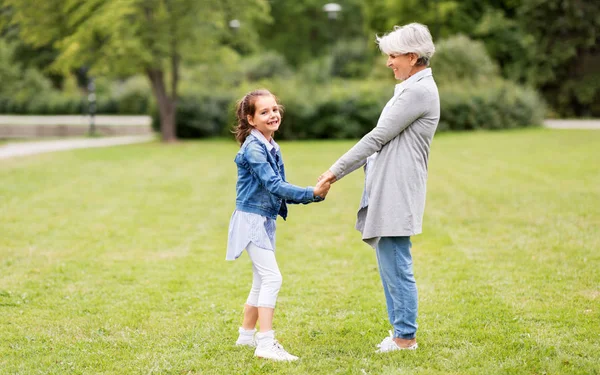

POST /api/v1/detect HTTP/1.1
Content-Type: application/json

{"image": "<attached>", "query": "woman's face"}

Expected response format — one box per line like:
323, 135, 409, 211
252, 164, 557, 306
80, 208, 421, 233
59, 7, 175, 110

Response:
387, 53, 416, 80
247, 95, 281, 141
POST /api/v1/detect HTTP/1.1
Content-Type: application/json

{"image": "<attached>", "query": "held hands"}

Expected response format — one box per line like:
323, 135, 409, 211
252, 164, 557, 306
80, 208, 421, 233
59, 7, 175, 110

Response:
318, 170, 337, 184
313, 170, 337, 199
314, 178, 331, 199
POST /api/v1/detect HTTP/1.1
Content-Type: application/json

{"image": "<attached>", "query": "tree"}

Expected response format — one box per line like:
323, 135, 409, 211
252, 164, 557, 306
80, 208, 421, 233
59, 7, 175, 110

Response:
0, 39, 54, 101
361, 0, 600, 116
257, 0, 366, 67
518, 0, 600, 116
4, 0, 270, 142
0, 4, 65, 89
362, 0, 461, 40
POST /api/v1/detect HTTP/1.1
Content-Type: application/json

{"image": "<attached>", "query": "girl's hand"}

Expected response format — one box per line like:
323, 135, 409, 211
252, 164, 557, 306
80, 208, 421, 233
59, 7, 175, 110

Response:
314, 179, 331, 199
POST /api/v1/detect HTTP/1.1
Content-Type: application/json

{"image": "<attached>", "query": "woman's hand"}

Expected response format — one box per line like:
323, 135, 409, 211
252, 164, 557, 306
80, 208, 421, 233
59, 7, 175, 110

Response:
318, 170, 337, 184
314, 179, 331, 199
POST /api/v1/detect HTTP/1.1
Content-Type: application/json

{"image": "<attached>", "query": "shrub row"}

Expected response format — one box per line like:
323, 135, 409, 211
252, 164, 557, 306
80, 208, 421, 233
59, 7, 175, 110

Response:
439, 81, 545, 131
0, 91, 151, 115
152, 79, 545, 139
1, 79, 544, 138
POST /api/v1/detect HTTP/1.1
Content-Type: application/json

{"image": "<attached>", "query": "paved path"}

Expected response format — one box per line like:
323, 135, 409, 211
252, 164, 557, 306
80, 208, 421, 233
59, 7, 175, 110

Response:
0, 115, 152, 126
544, 119, 600, 129
0, 135, 155, 160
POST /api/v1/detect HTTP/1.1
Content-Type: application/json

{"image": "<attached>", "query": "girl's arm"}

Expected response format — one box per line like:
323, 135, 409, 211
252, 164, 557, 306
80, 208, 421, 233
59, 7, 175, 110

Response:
244, 142, 322, 203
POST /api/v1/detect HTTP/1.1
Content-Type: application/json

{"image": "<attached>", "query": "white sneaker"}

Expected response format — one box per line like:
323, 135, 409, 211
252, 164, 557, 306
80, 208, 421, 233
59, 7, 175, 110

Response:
235, 327, 256, 347
376, 330, 395, 349
255, 340, 299, 361
375, 331, 418, 353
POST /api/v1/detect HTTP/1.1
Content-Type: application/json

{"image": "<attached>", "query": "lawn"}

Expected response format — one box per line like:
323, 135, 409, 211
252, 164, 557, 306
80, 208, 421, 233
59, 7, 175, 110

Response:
1, 128, 599, 374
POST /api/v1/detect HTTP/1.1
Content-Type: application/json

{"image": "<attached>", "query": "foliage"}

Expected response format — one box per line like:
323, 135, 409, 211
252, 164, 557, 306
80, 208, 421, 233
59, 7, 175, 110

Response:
3, 0, 271, 141
256, 0, 367, 66
110, 76, 153, 115
2, 0, 596, 120
150, 93, 236, 139
0, 39, 54, 102
0, 75, 152, 115
144, 76, 544, 139
297, 56, 334, 84
242, 51, 293, 81
362, 0, 599, 117
430, 34, 498, 85
180, 48, 245, 93
271, 80, 389, 140
330, 38, 373, 78
363, 0, 460, 39
518, 0, 600, 117
473, 9, 537, 84
439, 80, 545, 131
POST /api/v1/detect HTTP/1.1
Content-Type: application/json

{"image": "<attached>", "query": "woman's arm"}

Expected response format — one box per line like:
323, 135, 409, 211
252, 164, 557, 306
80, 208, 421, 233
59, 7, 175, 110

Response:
328, 86, 431, 180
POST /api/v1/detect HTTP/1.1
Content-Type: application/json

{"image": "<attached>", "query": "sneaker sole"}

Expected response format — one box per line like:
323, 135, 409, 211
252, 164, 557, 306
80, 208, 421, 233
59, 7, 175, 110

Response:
255, 353, 299, 361
376, 343, 418, 353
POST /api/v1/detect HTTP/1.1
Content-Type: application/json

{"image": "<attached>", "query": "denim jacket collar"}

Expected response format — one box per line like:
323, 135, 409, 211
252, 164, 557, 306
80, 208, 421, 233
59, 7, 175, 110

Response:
394, 67, 433, 96
251, 129, 280, 153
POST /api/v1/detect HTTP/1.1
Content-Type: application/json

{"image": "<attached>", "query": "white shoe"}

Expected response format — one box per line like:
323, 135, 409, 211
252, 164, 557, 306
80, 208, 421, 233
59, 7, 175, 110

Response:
375, 331, 418, 353
255, 340, 299, 361
235, 327, 256, 347
376, 330, 395, 349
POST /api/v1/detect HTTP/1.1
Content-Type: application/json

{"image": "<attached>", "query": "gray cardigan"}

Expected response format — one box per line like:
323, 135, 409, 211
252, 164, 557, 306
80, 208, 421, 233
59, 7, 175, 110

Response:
330, 68, 440, 248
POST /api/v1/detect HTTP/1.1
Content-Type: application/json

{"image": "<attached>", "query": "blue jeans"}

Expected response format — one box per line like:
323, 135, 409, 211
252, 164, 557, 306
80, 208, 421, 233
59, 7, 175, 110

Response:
375, 236, 418, 339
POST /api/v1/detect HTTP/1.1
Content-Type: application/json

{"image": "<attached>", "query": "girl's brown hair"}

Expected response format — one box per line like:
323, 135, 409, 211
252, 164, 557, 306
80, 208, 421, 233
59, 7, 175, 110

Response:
233, 89, 283, 145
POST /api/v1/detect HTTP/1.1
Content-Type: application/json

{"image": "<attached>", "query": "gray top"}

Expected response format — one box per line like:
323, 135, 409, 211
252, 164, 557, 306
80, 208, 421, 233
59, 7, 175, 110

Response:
329, 68, 440, 248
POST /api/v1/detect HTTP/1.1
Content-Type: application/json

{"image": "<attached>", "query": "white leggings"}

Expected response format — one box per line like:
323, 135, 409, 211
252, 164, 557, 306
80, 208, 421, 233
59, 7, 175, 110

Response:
246, 242, 282, 308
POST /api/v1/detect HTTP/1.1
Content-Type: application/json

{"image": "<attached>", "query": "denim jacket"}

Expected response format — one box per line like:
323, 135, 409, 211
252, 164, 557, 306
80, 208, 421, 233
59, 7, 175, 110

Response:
235, 131, 320, 220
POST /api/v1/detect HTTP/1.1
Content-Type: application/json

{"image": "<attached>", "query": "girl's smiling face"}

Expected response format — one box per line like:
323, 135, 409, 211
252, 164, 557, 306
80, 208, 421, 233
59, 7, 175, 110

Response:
247, 95, 281, 141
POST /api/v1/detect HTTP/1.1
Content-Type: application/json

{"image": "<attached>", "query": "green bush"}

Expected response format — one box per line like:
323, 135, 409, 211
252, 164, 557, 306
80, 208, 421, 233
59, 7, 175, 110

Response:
431, 35, 499, 85
25, 95, 85, 115
111, 76, 152, 114
0, 94, 146, 115
297, 57, 333, 84
439, 80, 545, 131
331, 38, 373, 79
242, 52, 293, 81
154, 77, 544, 140
256, 79, 389, 140
151, 93, 235, 138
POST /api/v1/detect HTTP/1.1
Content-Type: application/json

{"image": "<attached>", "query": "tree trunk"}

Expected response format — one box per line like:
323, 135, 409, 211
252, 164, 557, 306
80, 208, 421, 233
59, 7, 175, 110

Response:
147, 68, 177, 143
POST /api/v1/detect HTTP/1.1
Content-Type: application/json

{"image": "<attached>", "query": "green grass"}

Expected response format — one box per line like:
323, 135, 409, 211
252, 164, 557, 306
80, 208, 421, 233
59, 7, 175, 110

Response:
1, 128, 599, 374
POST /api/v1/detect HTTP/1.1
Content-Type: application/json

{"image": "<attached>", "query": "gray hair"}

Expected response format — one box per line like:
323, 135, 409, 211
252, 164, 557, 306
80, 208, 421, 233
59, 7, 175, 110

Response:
376, 23, 436, 66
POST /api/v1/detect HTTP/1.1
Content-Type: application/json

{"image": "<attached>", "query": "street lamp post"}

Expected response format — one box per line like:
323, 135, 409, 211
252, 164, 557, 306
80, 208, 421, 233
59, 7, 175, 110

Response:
323, 3, 342, 80
229, 19, 241, 54
229, 19, 241, 32
323, 3, 342, 19
87, 78, 96, 136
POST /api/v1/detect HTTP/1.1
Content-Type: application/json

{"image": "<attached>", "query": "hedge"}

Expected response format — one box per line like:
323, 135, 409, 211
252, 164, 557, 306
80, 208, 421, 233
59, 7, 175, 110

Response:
151, 79, 544, 139
1, 80, 544, 138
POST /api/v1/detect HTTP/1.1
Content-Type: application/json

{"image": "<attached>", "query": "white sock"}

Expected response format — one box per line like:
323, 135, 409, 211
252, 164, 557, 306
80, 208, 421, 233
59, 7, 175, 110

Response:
256, 330, 275, 347
238, 327, 256, 336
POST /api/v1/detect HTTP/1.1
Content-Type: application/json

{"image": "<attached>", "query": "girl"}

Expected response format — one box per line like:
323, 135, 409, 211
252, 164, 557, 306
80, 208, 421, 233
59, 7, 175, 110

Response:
227, 89, 330, 361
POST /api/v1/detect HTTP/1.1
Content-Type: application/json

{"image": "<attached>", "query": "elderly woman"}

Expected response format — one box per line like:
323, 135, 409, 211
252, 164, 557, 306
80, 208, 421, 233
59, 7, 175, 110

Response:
319, 23, 439, 352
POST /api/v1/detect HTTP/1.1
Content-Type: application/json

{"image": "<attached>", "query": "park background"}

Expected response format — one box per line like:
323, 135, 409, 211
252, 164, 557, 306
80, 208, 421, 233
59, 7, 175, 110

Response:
1, 0, 599, 374
0, 0, 598, 140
